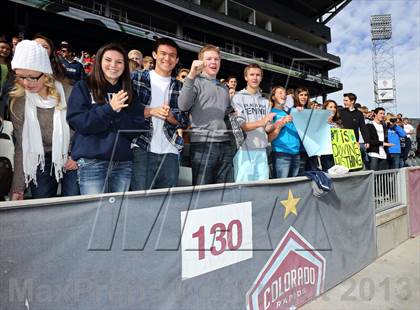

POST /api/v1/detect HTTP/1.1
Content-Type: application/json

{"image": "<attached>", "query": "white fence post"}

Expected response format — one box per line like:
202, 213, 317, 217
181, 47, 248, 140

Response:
374, 169, 405, 212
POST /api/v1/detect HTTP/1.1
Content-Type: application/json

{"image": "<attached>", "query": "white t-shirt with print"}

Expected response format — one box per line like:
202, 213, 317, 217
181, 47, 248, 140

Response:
368, 121, 387, 159
149, 70, 178, 155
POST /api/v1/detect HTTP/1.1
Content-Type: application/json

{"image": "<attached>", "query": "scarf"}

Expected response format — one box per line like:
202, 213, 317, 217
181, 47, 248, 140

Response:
22, 81, 70, 187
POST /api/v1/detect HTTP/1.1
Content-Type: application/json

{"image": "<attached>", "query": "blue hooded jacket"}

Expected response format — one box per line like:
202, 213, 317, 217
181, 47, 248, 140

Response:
387, 124, 406, 154
67, 80, 146, 161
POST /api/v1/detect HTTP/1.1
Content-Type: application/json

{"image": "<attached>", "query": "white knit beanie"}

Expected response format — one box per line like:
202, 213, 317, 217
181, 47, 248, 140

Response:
11, 40, 53, 74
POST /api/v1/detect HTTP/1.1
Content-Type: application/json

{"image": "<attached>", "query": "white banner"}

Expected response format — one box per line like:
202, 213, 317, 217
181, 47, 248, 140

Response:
181, 202, 253, 279
377, 79, 393, 89
378, 89, 394, 100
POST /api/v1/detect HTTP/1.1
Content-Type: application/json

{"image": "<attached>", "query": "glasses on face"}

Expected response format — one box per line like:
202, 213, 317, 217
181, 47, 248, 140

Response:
16, 73, 44, 83
157, 51, 177, 60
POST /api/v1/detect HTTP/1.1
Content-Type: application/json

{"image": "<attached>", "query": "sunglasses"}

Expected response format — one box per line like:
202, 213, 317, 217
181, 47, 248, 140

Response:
16, 73, 44, 83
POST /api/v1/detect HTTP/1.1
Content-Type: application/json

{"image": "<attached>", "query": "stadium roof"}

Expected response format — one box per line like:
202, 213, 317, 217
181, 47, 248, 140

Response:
277, 0, 352, 21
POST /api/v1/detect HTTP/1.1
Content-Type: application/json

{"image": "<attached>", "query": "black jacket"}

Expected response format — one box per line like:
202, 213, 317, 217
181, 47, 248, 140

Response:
340, 108, 370, 144
366, 122, 388, 154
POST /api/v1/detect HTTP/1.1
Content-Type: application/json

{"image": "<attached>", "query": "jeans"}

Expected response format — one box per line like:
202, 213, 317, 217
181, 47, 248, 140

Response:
359, 143, 370, 169
30, 153, 80, 199
77, 158, 132, 195
131, 148, 179, 190
368, 157, 388, 171
401, 138, 411, 167
272, 152, 300, 179
298, 152, 319, 175
190, 142, 234, 185
399, 156, 405, 168
388, 154, 401, 169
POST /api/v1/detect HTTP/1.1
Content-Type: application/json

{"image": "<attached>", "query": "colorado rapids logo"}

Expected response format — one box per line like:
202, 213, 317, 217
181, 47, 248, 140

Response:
246, 226, 326, 310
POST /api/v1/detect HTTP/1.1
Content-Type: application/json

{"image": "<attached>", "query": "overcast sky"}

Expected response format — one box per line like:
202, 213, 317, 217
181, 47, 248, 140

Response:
322, 0, 420, 117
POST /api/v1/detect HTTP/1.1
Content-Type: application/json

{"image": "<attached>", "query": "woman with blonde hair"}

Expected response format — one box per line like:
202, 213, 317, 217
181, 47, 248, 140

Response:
9, 40, 78, 200
143, 56, 154, 70
128, 59, 138, 73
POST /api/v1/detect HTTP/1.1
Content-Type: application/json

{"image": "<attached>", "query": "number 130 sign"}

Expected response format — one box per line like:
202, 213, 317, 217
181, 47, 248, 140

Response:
181, 202, 253, 279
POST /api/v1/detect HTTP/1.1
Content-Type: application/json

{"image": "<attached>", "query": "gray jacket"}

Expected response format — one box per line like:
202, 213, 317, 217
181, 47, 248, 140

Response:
178, 74, 230, 143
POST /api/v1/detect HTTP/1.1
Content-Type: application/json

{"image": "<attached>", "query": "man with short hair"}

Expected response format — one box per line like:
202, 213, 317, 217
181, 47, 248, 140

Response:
226, 76, 237, 91
340, 92, 370, 150
231, 63, 274, 182
128, 49, 143, 69
366, 107, 393, 170
60, 45, 85, 84
178, 44, 234, 185
403, 118, 415, 140
131, 38, 189, 190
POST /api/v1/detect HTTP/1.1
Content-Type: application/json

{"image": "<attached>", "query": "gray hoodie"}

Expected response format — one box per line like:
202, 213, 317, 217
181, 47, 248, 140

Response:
178, 74, 230, 143
231, 89, 270, 149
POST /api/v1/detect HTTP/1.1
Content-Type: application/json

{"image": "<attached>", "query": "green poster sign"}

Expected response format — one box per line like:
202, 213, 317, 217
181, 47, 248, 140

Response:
331, 128, 363, 170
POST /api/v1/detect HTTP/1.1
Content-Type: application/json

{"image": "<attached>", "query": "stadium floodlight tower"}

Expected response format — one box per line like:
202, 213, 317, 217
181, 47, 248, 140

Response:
370, 14, 397, 114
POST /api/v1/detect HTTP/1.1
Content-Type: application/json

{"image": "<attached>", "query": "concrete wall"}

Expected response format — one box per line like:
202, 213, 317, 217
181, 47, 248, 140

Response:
374, 167, 415, 257
376, 205, 409, 257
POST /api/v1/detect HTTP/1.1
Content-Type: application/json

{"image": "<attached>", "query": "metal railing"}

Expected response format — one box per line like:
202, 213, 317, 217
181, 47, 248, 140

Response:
373, 169, 402, 212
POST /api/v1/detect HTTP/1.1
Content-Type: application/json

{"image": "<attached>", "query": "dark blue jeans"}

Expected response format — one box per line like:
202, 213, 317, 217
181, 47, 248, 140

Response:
30, 153, 80, 199
388, 153, 401, 169
271, 152, 300, 178
401, 138, 412, 166
77, 158, 132, 195
190, 142, 234, 185
360, 143, 370, 169
131, 148, 179, 190
298, 152, 319, 175
369, 157, 388, 171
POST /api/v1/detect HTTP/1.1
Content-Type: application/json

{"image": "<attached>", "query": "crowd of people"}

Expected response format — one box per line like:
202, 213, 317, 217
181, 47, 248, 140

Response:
0, 33, 419, 201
